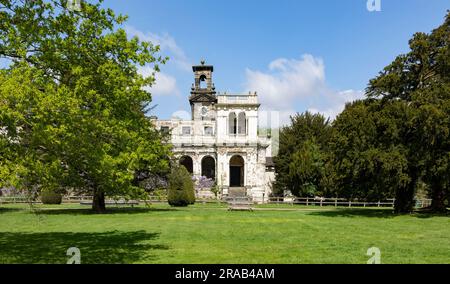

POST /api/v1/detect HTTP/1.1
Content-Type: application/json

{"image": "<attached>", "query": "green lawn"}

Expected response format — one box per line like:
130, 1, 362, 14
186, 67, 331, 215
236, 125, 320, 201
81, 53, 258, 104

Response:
0, 203, 448, 264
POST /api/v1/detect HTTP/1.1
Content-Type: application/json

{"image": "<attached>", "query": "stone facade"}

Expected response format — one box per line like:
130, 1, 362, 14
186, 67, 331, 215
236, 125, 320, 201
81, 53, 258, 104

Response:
154, 62, 275, 203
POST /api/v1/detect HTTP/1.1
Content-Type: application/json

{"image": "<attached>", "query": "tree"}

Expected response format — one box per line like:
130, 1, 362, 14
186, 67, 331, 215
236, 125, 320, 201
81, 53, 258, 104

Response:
273, 12, 449, 213
366, 11, 450, 212
330, 100, 413, 209
274, 111, 332, 196
411, 84, 450, 212
167, 166, 195, 207
287, 139, 325, 197
0, 0, 171, 212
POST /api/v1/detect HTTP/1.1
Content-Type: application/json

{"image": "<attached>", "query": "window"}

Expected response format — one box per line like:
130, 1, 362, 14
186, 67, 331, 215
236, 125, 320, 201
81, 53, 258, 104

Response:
182, 126, 191, 136
238, 113, 246, 135
229, 113, 237, 135
160, 126, 170, 134
204, 126, 214, 136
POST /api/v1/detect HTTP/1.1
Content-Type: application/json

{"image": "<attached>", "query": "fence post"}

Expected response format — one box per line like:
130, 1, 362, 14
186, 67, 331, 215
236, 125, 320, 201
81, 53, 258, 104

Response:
349, 200, 352, 208
377, 201, 380, 207
306, 197, 309, 206
335, 198, 338, 207
320, 199, 323, 207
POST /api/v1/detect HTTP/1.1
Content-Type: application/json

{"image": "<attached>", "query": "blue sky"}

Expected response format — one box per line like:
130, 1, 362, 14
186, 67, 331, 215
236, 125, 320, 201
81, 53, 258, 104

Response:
106, 0, 448, 123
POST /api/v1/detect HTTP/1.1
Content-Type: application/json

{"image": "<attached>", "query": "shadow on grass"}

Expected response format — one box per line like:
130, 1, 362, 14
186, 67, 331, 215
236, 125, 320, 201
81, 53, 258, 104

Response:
307, 208, 396, 218
36, 207, 179, 216
412, 208, 450, 219
307, 208, 449, 218
0, 230, 168, 264
0, 207, 23, 214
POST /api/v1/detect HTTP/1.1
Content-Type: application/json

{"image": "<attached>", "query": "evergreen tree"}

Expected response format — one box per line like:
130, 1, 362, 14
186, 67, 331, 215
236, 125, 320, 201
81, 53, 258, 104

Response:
168, 166, 195, 207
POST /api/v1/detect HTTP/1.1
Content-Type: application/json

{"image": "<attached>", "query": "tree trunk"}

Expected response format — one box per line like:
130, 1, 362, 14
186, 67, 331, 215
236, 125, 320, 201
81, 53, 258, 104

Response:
394, 170, 419, 214
92, 189, 106, 213
394, 186, 415, 213
430, 182, 447, 213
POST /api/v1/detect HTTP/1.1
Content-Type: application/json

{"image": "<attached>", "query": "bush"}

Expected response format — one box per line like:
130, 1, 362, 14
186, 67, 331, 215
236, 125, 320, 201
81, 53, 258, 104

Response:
40, 190, 63, 205
168, 166, 195, 207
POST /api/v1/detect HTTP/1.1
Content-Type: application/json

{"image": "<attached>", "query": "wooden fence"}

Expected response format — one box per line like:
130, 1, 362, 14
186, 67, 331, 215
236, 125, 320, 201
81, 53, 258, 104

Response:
266, 197, 432, 208
0, 195, 224, 205
0, 195, 433, 209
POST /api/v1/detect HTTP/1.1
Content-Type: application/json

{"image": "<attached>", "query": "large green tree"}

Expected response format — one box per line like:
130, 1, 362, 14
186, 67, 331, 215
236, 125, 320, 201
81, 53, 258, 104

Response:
275, 12, 449, 213
366, 11, 450, 212
274, 111, 332, 197
330, 100, 413, 210
0, 0, 171, 212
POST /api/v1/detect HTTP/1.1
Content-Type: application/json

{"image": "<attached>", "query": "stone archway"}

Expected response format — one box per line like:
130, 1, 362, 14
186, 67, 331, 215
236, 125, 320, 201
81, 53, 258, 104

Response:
201, 156, 216, 180
229, 155, 244, 187
179, 155, 193, 174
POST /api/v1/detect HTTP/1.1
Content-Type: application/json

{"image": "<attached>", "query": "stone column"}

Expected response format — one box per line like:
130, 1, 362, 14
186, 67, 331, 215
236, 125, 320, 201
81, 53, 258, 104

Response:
193, 153, 201, 178
217, 150, 229, 195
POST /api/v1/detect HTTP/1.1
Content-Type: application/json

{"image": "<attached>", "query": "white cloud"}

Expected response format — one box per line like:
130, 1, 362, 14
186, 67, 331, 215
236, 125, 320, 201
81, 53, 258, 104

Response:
126, 26, 192, 72
244, 54, 365, 124
138, 66, 179, 96
308, 89, 365, 120
171, 110, 191, 121
152, 72, 179, 96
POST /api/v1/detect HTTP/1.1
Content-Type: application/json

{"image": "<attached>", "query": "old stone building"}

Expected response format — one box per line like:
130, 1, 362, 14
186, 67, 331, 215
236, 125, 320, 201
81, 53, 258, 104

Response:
154, 61, 275, 203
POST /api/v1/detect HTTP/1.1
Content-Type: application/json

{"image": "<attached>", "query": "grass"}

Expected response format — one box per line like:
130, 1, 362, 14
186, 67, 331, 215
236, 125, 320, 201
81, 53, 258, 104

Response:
0, 203, 449, 264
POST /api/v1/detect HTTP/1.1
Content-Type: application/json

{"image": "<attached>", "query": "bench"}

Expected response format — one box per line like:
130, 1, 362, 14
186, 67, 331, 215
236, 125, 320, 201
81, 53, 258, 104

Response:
227, 197, 253, 211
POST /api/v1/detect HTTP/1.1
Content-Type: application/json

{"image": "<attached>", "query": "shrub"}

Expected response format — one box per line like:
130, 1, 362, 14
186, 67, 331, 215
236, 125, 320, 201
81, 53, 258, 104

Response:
168, 166, 195, 207
40, 190, 63, 205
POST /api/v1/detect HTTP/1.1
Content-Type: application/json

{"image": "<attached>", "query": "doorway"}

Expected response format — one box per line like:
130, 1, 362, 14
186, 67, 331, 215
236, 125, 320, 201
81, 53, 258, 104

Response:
229, 155, 244, 187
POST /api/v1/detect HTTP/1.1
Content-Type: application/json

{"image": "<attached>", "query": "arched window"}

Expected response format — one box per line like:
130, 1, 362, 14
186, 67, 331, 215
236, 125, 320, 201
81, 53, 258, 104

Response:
238, 112, 247, 135
179, 156, 193, 174
229, 112, 237, 135
201, 156, 216, 180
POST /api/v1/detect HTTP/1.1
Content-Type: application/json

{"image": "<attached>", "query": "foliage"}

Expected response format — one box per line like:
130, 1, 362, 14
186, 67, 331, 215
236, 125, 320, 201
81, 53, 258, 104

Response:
40, 190, 63, 205
364, 11, 450, 212
330, 100, 412, 204
275, 12, 450, 213
195, 176, 215, 190
287, 140, 325, 197
0, 0, 172, 213
167, 166, 195, 207
136, 172, 169, 193
274, 111, 332, 196
210, 182, 220, 199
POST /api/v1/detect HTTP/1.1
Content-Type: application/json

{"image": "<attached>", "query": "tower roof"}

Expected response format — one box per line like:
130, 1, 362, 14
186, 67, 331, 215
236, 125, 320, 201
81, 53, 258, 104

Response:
192, 60, 214, 72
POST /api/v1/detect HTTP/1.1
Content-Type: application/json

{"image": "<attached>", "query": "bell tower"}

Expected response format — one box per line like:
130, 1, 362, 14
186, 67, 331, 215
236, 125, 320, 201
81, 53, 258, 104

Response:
189, 60, 217, 120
